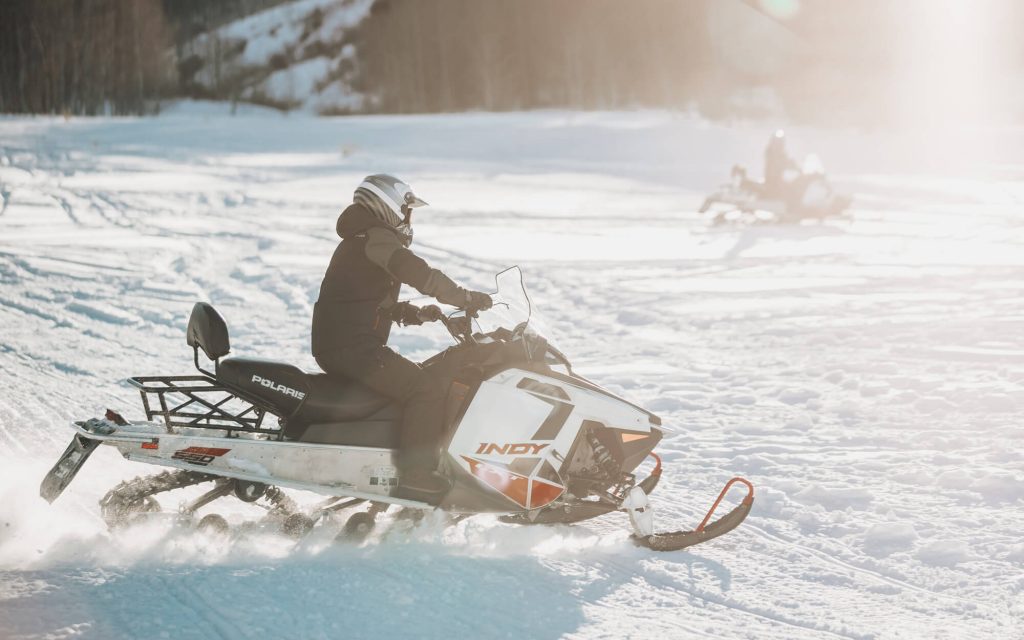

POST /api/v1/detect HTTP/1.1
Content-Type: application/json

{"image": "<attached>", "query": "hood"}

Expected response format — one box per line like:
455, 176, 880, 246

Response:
335, 203, 396, 240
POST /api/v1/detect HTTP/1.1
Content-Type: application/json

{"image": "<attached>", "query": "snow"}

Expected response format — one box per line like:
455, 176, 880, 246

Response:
258, 55, 334, 103
187, 0, 373, 113
916, 540, 972, 567
863, 522, 918, 557
203, 0, 342, 68
1, 104, 1023, 638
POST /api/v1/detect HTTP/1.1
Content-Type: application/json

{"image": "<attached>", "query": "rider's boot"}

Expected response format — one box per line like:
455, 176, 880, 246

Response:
397, 448, 451, 499
399, 468, 450, 496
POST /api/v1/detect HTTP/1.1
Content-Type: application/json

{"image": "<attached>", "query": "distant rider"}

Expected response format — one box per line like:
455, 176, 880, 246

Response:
311, 175, 492, 495
763, 129, 799, 199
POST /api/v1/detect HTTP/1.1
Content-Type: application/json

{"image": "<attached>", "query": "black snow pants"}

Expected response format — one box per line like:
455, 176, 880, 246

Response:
314, 345, 447, 473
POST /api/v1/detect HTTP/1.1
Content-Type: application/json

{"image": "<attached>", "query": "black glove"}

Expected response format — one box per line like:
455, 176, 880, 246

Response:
417, 304, 444, 323
463, 290, 493, 314
389, 301, 423, 326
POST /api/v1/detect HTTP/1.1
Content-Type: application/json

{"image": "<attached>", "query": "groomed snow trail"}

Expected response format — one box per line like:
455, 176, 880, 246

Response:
0, 105, 1022, 639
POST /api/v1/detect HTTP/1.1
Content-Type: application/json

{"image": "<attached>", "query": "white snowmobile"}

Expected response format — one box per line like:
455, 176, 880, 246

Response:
40, 267, 753, 551
700, 157, 851, 225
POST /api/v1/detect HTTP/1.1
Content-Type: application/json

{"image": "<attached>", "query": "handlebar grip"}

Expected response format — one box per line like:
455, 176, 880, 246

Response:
447, 315, 473, 334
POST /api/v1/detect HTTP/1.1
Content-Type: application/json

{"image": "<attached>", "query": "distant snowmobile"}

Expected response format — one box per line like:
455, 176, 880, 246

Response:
700, 157, 851, 225
40, 267, 753, 551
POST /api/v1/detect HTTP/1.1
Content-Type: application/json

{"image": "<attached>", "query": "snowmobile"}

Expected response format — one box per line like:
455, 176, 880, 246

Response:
700, 157, 851, 225
40, 267, 753, 551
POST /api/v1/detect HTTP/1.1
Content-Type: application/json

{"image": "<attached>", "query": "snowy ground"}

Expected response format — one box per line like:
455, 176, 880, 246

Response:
0, 104, 1022, 639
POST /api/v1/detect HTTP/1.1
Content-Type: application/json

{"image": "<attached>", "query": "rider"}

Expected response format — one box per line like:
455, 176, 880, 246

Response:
311, 174, 492, 495
763, 129, 799, 199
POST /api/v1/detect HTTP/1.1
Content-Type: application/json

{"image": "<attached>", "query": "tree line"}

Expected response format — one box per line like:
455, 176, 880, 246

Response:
3, 0, 1021, 123
0, 0, 759, 117
0, 0, 294, 115
0, 0, 173, 115
354, 0, 718, 114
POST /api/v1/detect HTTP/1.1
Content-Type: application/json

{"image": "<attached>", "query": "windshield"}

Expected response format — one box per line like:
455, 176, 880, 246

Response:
451, 266, 565, 369
475, 266, 531, 335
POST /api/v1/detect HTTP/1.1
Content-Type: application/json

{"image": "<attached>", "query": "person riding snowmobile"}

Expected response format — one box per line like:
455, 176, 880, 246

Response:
311, 174, 492, 495
763, 129, 799, 200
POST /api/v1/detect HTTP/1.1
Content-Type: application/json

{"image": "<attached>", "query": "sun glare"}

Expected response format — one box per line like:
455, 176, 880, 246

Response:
900, 0, 994, 129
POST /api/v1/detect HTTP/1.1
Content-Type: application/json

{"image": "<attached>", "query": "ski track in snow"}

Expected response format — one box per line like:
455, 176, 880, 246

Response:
1, 105, 1023, 639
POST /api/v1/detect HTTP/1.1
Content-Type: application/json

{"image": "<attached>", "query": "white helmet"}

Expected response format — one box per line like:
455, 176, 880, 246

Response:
354, 174, 427, 243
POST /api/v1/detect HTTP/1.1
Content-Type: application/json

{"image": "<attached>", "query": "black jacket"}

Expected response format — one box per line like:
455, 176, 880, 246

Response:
311, 204, 465, 355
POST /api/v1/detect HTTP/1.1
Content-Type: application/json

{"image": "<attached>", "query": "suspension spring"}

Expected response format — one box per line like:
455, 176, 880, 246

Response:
587, 432, 620, 479
263, 485, 300, 517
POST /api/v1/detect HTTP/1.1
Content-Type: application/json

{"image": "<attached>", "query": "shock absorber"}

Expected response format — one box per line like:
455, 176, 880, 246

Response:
587, 432, 620, 479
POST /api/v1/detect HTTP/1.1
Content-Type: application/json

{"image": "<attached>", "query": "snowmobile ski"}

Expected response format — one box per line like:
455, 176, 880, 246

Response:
630, 477, 754, 552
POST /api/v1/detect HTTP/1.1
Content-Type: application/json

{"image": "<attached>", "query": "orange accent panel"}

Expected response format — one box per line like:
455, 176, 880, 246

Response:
529, 478, 564, 509
463, 456, 530, 508
621, 433, 648, 443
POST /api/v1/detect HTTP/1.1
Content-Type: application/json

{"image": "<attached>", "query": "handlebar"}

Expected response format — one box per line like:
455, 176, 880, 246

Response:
438, 312, 474, 344
435, 298, 496, 344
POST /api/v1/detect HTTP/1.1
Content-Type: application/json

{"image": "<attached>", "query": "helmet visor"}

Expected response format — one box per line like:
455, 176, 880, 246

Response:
401, 188, 428, 208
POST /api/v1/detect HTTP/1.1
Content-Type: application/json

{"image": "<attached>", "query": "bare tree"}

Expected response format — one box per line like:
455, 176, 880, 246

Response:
0, 0, 173, 115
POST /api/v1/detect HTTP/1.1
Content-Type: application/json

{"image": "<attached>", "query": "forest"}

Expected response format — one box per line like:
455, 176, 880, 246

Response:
2, 0, 1022, 124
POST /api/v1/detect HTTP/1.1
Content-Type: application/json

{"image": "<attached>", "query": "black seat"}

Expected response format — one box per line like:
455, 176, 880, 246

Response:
216, 357, 394, 422
217, 357, 309, 417
215, 357, 401, 448
186, 302, 402, 448
297, 374, 397, 424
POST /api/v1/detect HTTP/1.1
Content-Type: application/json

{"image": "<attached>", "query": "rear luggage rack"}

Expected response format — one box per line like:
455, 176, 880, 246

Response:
128, 375, 282, 438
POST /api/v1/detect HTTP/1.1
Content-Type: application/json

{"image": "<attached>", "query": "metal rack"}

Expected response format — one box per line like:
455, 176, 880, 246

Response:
127, 375, 282, 437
